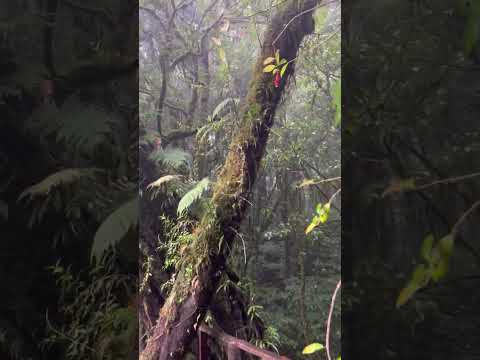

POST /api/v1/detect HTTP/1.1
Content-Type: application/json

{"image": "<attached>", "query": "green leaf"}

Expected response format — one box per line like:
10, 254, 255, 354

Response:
263, 57, 275, 65
91, 198, 138, 261
431, 257, 449, 282
177, 177, 210, 215
396, 264, 431, 308
279, 58, 287, 65
305, 218, 319, 234
298, 179, 317, 188
263, 64, 276, 73
420, 234, 434, 261
319, 202, 331, 223
275, 49, 280, 64
280, 63, 288, 77
438, 234, 454, 257
302, 343, 324, 354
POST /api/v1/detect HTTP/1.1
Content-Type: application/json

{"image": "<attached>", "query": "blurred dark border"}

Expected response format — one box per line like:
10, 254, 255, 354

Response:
342, 1, 480, 359
1, 2, 138, 359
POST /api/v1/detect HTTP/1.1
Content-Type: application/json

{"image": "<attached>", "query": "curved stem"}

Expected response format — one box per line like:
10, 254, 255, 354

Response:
326, 279, 341, 360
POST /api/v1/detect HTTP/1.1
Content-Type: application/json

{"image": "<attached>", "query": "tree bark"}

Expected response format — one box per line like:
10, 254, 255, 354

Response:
140, 1, 319, 359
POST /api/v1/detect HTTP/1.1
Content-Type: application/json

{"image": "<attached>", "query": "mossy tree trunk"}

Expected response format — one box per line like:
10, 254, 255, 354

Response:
140, 1, 319, 359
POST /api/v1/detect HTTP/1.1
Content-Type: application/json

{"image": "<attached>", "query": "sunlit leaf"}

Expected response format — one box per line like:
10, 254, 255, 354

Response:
302, 343, 324, 354
319, 202, 331, 223
298, 179, 317, 188
275, 49, 280, 64
280, 63, 288, 77
263, 64, 276, 73
263, 57, 275, 65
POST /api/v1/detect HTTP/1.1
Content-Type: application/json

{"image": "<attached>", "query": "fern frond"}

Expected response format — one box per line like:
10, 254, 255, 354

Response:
147, 175, 185, 200
147, 175, 182, 189
18, 168, 100, 201
177, 177, 210, 215
91, 197, 138, 261
26, 95, 116, 153
148, 147, 191, 168
211, 97, 239, 121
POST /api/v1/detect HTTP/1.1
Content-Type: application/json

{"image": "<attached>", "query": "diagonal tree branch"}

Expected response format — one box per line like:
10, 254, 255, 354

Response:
140, 1, 320, 359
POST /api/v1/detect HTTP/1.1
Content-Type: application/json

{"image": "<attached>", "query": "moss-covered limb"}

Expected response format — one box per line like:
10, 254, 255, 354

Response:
140, 1, 319, 359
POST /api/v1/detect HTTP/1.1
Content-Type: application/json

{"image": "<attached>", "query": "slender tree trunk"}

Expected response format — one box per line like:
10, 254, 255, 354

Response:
140, 1, 319, 359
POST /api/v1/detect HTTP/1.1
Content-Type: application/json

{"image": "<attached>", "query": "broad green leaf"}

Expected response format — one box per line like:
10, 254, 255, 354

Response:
298, 179, 317, 188
279, 58, 287, 65
319, 202, 331, 223
396, 264, 430, 308
302, 343, 324, 354
305, 216, 321, 234
431, 257, 449, 282
411, 264, 430, 287
263, 64, 276, 73
91, 198, 138, 261
316, 203, 323, 215
263, 57, 275, 65
305, 221, 317, 234
280, 63, 288, 77
438, 234, 454, 257
420, 234, 434, 261
275, 49, 280, 64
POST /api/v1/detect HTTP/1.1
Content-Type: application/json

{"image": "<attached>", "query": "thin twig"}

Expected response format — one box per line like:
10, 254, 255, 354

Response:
452, 200, 480, 238
415, 172, 480, 191
326, 280, 341, 360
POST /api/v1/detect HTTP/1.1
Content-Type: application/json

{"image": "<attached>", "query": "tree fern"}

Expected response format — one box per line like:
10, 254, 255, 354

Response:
177, 177, 210, 215
91, 198, 138, 261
